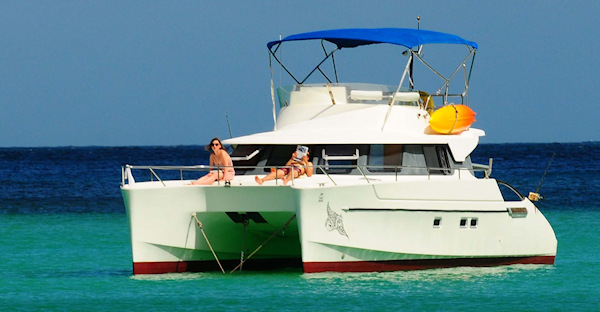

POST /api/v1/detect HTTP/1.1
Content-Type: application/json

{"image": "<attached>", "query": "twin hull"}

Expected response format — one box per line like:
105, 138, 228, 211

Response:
122, 178, 557, 274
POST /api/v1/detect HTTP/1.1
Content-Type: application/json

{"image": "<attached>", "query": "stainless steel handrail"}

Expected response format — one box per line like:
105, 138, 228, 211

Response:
122, 163, 491, 187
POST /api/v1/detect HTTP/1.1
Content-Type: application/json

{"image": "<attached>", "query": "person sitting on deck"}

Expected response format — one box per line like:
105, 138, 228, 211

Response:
191, 137, 235, 185
282, 147, 313, 185
255, 146, 313, 185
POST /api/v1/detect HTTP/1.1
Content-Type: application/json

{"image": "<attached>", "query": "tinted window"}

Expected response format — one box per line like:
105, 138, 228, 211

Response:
368, 144, 403, 172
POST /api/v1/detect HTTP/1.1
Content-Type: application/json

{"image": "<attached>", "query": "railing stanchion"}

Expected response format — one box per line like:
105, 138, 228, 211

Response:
356, 166, 369, 184
149, 168, 166, 187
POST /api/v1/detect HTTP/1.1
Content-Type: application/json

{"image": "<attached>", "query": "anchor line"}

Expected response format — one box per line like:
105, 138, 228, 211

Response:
192, 212, 225, 274
230, 214, 297, 274
239, 216, 249, 272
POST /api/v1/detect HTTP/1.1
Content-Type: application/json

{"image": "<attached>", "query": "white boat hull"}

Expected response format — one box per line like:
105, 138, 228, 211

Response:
122, 181, 301, 274
122, 176, 556, 274
295, 179, 556, 273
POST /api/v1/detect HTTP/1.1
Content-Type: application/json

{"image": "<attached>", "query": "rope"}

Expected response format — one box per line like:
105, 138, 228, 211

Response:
448, 104, 459, 134
192, 212, 225, 274
230, 214, 297, 274
239, 217, 249, 271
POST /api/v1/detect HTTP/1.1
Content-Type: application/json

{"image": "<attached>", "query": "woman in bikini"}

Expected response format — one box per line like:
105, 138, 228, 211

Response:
282, 148, 313, 185
255, 148, 312, 185
191, 137, 235, 185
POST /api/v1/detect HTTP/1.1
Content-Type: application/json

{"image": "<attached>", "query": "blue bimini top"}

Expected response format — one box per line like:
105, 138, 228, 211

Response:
267, 28, 478, 50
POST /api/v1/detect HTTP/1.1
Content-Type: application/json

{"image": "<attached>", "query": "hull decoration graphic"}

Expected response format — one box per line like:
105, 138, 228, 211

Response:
326, 203, 348, 238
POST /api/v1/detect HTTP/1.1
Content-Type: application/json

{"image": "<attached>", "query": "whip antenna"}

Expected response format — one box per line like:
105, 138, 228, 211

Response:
225, 112, 232, 138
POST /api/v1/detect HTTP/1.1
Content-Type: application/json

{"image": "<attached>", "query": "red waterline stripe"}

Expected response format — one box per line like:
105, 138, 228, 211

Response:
303, 256, 555, 273
133, 258, 302, 274
134, 262, 188, 274
133, 256, 554, 274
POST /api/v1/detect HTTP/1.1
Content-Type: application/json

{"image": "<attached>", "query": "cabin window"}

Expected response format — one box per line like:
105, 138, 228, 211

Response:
401, 145, 428, 174
230, 145, 262, 164
460, 218, 468, 228
368, 144, 403, 172
265, 145, 297, 172
433, 217, 442, 228
230, 145, 263, 174
470, 218, 478, 228
423, 145, 452, 175
367, 144, 453, 175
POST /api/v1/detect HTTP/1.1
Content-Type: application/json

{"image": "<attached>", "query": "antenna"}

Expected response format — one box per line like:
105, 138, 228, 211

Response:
225, 112, 232, 138
417, 15, 421, 30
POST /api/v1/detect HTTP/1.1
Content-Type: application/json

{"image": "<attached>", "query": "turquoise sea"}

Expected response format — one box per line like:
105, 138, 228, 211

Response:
1, 143, 599, 311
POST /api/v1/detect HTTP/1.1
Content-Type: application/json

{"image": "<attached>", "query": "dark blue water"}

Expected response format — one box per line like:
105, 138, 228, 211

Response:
1, 143, 599, 310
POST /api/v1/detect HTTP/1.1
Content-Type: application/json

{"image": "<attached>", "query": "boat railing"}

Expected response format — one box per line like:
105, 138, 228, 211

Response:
314, 165, 490, 186
496, 180, 526, 202
278, 83, 470, 109
122, 164, 315, 186
122, 163, 492, 187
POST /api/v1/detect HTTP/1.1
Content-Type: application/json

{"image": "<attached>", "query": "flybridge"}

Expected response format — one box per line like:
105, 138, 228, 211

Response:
267, 27, 478, 106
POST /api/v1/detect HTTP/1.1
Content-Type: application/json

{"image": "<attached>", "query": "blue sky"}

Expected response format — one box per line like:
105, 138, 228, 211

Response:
1, 1, 598, 147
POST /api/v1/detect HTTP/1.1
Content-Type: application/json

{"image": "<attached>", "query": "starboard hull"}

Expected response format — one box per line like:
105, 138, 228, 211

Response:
295, 180, 557, 273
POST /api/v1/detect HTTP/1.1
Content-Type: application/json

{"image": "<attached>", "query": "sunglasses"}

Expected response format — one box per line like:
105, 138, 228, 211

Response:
211, 143, 220, 146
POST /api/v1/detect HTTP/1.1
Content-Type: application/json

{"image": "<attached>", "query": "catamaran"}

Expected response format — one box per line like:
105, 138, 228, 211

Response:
121, 28, 557, 274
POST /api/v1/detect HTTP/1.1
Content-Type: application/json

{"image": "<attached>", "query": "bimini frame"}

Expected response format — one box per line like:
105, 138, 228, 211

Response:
266, 28, 478, 127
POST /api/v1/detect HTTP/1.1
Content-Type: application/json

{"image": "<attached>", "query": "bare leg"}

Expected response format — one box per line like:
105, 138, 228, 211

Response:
282, 169, 299, 185
221, 170, 235, 182
256, 169, 286, 185
191, 171, 218, 185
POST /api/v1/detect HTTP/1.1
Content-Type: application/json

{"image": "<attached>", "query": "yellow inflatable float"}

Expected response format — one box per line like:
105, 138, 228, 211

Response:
429, 104, 476, 134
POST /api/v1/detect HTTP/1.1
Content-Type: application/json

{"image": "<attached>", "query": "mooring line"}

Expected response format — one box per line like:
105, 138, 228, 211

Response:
192, 212, 225, 274
230, 214, 297, 274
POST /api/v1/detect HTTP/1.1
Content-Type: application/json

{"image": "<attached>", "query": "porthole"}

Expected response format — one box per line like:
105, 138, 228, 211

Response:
470, 218, 478, 228
433, 217, 442, 228
460, 218, 468, 228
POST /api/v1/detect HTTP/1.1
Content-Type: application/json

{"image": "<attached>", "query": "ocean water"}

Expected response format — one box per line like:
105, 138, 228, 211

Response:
1, 143, 599, 311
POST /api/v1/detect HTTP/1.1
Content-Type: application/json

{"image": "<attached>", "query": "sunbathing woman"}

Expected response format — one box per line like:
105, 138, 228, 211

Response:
191, 138, 235, 185
255, 147, 312, 185
254, 151, 299, 185
282, 149, 313, 185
